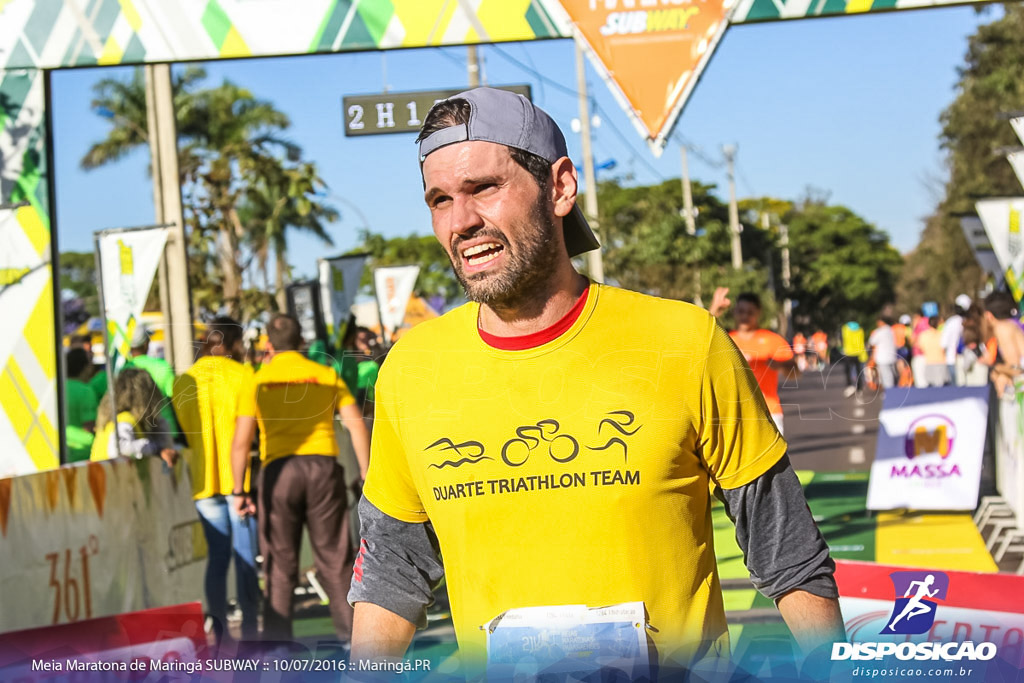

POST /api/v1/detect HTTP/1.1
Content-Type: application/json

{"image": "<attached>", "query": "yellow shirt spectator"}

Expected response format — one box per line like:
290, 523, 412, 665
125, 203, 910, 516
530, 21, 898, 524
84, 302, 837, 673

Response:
173, 356, 254, 498
238, 350, 356, 463
917, 327, 945, 365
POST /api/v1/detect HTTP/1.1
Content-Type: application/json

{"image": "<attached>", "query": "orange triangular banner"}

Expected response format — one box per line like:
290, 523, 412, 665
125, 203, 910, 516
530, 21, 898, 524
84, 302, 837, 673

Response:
0, 478, 10, 537
88, 462, 107, 517
63, 467, 78, 507
44, 470, 60, 513
558, 0, 731, 153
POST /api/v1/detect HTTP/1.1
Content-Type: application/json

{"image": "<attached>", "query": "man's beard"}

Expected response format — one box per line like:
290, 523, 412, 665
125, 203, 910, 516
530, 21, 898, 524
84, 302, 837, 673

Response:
449, 198, 561, 311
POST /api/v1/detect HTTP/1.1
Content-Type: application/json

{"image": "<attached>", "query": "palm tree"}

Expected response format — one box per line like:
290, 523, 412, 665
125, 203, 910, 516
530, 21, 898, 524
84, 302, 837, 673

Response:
242, 160, 338, 311
83, 69, 306, 319
82, 66, 206, 170
180, 80, 300, 317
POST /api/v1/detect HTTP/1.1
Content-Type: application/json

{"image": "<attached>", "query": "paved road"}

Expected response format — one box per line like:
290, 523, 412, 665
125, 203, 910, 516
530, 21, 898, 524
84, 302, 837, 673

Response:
779, 362, 882, 473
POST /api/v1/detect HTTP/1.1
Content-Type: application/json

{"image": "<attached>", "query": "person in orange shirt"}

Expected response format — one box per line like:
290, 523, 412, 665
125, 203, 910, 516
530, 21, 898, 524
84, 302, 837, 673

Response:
727, 293, 798, 435
891, 317, 909, 353
792, 331, 807, 372
810, 330, 828, 370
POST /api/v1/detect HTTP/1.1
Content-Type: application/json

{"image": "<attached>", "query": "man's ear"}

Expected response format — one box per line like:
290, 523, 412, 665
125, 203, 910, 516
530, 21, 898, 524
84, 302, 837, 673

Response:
550, 157, 579, 220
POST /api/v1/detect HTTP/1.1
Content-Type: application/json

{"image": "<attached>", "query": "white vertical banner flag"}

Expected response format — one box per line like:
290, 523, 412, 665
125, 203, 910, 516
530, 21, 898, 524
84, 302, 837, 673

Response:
95, 226, 169, 370
959, 215, 1004, 283
976, 198, 1024, 307
1011, 117, 1024, 147
318, 254, 368, 344
374, 265, 420, 339
1009, 151, 1024, 191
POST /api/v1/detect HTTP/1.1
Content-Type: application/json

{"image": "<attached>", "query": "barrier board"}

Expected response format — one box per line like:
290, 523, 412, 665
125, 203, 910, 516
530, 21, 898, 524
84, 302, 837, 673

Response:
0, 456, 205, 634
836, 560, 1024, 669
0, 603, 206, 682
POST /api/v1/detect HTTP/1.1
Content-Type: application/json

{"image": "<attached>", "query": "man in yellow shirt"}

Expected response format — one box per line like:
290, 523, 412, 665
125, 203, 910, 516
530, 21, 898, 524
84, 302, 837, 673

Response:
173, 316, 259, 645
841, 321, 869, 397
231, 314, 370, 643
348, 88, 844, 676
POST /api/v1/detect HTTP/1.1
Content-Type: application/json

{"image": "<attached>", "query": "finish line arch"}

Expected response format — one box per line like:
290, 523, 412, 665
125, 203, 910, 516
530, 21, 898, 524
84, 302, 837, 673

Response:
0, 0, 987, 474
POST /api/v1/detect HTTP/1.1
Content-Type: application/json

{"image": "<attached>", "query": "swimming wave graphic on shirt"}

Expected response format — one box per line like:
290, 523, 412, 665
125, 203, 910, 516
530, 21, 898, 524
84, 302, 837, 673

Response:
425, 438, 492, 468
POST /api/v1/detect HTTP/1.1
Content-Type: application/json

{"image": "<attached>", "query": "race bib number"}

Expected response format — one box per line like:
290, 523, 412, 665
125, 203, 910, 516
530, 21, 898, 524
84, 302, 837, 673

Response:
484, 602, 650, 679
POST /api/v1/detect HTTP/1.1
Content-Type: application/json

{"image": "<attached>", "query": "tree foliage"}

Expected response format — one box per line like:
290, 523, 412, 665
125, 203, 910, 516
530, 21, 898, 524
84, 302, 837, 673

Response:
58, 251, 98, 314
785, 201, 902, 332
598, 178, 775, 303
83, 67, 336, 320
240, 161, 338, 311
597, 178, 901, 333
899, 5, 1024, 311
353, 230, 459, 300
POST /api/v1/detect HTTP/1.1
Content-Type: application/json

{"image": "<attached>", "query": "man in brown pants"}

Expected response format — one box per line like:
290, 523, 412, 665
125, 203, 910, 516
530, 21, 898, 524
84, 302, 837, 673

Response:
232, 314, 370, 642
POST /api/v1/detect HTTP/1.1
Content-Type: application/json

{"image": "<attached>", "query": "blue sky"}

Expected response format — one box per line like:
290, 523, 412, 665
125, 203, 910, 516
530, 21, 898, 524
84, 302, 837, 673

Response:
50, 6, 995, 281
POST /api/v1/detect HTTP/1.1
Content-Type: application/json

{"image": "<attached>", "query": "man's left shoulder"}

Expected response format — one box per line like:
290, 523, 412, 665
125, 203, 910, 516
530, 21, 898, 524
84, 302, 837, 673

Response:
592, 286, 715, 351
596, 285, 712, 328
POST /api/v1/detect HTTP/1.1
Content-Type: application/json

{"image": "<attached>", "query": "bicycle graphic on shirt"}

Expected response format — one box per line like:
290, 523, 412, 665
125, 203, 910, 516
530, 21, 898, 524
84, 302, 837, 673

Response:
500, 411, 641, 467
423, 411, 642, 469
501, 419, 579, 466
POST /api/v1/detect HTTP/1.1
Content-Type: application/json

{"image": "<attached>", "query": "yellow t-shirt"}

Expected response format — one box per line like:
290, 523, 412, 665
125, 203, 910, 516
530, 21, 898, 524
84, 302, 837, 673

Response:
363, 284, 787, 669
842, 324, 868, 362
90, 411, 137, 461
173, 355, 255, 499
238, 350, 356, 463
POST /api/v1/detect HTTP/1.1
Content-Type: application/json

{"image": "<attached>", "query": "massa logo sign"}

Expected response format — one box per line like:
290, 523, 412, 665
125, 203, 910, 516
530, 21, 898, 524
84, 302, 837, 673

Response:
890, 414, 961, 479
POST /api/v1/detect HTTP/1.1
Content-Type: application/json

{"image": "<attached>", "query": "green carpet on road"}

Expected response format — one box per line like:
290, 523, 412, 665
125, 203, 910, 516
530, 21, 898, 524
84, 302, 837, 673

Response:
293, 469, 986, 669
719, 470, 875, 658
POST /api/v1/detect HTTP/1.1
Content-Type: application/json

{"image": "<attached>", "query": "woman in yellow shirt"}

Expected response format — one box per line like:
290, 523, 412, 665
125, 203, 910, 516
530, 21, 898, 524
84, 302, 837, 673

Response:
91, 368, 178, 466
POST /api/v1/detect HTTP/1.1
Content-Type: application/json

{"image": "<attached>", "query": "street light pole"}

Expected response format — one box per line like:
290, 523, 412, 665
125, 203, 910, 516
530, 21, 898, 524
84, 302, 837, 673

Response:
780, 220, 792, 336
723, 144, 742, 269
467, 45, 480, 87
145, 64, 193, 373
680, 145, 696, 236
575, 38, 604, 283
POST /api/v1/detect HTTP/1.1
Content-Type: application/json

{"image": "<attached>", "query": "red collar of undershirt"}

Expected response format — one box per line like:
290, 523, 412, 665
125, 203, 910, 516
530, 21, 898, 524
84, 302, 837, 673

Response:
478, 285, 591, 351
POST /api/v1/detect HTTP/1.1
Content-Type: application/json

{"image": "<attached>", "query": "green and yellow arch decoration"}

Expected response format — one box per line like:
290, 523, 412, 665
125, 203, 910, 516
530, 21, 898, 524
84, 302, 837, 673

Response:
0, 0, 987, 475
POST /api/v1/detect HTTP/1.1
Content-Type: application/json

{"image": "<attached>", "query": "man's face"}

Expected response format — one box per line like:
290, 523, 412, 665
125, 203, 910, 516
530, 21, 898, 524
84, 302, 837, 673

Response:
734, 300, 761, 328
422, 140, 560, 309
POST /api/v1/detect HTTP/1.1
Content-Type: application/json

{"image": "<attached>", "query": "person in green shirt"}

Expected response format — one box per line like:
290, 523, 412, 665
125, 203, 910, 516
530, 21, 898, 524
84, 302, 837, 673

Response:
89, 365, 108, 401
65, 347, 97, 462
353, 327, 381, 415
308, 317, 363, 403
126, 326, 179, 436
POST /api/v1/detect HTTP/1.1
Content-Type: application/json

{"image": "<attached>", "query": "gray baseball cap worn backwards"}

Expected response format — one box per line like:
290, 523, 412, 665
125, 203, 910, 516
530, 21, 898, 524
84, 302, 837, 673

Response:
418, 87, 600, 258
